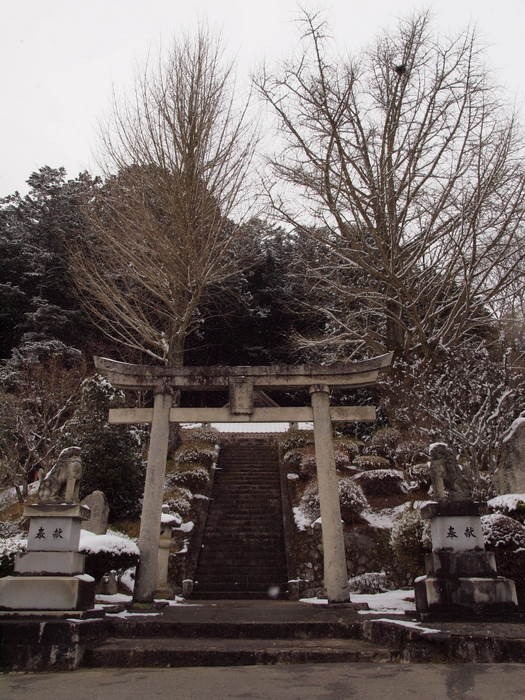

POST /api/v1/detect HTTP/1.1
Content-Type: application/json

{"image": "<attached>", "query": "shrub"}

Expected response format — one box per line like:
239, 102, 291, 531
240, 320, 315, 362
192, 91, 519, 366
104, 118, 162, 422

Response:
283, 449, 302, 467
338, 479, 368, 523
164, 485, 192, 517
395, 440, 428, 469
390, 504, 430, 582
371, 427, 401, 449
334, 449, 352, 469
365, 428, 401, 460
354, 469, 407, 496
348, 571, 392, 594
488, 494, 525, 523
299, 483, 322, 521
174, 444, 216, 467
80, 530, 139, 583
180, 426, 220, 445
352, 455, 391, 471
0, 536, 26, 577
299, 478, 367, 523
167, 466, 209, 491
407, 462, 431, 489
481, 513, 525, 550
334, 437, 361, 461
280, 430, 314, 452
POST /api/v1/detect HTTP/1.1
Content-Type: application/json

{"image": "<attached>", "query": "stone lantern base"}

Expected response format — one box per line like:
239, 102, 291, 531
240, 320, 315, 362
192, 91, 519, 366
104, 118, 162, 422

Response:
0, 503, 95, 612
415, 501, 518, 619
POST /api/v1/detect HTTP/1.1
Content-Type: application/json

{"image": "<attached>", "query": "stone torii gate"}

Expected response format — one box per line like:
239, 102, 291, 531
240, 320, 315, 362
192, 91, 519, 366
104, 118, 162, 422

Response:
94, 353, 393, 604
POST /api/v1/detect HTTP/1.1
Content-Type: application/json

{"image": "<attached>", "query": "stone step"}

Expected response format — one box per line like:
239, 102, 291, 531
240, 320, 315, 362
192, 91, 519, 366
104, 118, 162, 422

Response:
106, 619, 363, 639
197, 560, 286, 568
85, 637, 391, 668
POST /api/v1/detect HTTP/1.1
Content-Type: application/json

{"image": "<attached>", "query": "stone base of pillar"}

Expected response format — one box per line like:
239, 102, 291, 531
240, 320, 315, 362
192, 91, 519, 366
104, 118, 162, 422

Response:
0, 575, 95, 611
415, 575, 517, 619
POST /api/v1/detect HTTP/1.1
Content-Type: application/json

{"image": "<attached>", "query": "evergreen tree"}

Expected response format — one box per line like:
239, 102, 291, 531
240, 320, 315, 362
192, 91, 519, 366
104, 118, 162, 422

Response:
60, 375, 146, 522
0, 166, 100, 359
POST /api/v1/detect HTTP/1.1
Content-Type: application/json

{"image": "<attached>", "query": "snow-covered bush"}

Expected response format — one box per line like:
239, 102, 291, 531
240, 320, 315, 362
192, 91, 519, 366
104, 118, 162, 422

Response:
280, 430, 314, 452
164, 485, 192, 517
283, 449, 302, 467
80, 528, 139, 583
481, 513, 525, 550
362, 428, 400, 460
167, 466, 209, 492
180, 426, 220, 445
348, 571, 392, 594
0, 536, 26, 576
488, 494, 525, 523
338, 479, 368, 523
299, 478, 367, 523
334, 449, 352, 469
390, 504, 430, 582
334, 437, 361, 461
174, 445, 216, 467
482, 512, 525, 606
352, 455, 390, 471
395, 440, 428, 469
354, 469, 407, 497
407, 462, 431, 489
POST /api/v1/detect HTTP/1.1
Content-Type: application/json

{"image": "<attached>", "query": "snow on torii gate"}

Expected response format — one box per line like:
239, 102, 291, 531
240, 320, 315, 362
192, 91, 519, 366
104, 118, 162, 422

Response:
94, 353, 393, 604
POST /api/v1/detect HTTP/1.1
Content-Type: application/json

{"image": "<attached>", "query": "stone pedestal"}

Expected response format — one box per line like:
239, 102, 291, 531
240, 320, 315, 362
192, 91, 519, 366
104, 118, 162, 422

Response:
415, 501, 517, 619
0, 504, 95, 611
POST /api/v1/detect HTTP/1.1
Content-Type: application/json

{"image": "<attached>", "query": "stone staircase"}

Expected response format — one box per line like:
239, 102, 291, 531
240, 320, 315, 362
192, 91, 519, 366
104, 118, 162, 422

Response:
83, 603, 395, 667
192, 441, 288, 597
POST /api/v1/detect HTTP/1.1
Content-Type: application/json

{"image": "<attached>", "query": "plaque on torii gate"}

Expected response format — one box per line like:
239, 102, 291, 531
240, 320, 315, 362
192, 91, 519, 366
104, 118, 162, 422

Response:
94, 353, 393, 604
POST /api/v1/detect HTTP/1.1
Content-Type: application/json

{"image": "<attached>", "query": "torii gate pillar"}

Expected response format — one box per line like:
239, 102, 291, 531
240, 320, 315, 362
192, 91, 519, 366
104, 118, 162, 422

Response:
134, 387, 172, 603
310, 384, 350, 603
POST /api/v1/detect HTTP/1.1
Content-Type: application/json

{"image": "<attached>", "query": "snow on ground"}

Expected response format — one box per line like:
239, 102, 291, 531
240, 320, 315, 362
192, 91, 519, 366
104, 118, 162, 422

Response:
106, 611, 161, 618
353, 589, 416, 614
369, 618, 440, 634
96, 593, 132, 604
488, 493, 525, 512
79, 529, 139, 556
361, 505, 405, 529
300, 588, 416, 615
0, 481, 38, 509
95, 593, 202, 608
293, 506, 312, 531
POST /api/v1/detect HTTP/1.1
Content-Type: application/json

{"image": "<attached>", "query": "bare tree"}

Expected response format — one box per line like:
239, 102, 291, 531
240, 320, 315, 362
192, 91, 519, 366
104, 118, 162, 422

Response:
256, 12, 525, 358
70, 31, 256, 366
0, 355, 85, 501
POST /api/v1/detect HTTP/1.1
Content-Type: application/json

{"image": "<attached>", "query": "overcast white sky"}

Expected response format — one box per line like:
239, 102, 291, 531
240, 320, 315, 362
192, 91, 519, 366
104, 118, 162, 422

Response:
1, 0, 523, 197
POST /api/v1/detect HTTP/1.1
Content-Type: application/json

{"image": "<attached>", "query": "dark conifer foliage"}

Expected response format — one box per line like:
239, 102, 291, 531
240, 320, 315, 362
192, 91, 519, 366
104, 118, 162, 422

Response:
0, 167, 101, 360
185, 219, 325, 366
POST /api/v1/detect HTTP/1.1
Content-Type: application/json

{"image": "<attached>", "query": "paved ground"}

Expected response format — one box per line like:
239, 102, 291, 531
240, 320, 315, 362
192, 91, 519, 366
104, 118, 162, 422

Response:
4, 663, 525, 699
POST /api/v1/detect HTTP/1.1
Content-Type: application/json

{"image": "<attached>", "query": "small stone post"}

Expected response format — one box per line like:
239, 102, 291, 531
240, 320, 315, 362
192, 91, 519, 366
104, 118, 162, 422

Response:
310, 384, 350, 603
134, 386, 172, 603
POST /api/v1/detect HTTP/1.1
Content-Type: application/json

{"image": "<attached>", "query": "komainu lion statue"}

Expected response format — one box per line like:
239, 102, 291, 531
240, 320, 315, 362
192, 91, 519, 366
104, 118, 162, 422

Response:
38, 447, 82, 504
429, 442, 470, 501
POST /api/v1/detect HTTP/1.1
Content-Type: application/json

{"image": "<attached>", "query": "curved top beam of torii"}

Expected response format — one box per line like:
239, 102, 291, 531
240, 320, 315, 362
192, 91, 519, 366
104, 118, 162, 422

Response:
93, 353, 394, 392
